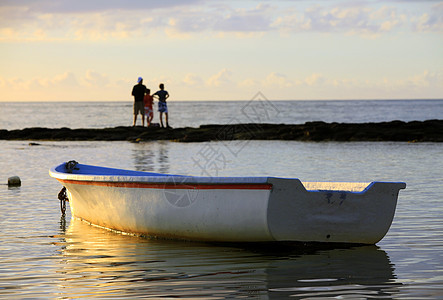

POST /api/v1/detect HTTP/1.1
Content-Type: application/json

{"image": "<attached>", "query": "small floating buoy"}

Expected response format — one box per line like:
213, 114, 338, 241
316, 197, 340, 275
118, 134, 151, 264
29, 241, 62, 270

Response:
129, 138, 142, 143
8, 176, 21, 187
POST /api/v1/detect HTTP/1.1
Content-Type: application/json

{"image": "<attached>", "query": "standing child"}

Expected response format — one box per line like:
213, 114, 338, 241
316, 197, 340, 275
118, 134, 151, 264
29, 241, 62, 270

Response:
153, 83, 170, 128
143, 89, 154, 127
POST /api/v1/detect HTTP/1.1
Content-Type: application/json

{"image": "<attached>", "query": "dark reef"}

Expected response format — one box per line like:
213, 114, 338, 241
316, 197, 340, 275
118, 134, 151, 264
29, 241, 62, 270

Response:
1, 120, 442, 143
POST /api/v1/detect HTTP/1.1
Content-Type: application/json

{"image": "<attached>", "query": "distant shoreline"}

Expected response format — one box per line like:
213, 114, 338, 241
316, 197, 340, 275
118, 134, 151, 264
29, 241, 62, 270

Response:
1, 120, 442, 143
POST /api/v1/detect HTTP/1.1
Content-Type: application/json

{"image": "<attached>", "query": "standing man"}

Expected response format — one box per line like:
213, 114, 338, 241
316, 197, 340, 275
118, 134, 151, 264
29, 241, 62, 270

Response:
153, 83, 170, 128
131, 77, 147, 127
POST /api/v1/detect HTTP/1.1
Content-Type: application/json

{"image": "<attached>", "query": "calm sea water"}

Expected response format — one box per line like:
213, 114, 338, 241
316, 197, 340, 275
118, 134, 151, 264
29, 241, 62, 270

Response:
0, 100, 442, 298
0, 99, 442, 130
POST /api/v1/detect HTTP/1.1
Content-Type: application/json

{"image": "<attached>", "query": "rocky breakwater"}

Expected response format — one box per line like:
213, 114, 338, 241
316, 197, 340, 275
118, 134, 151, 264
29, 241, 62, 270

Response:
0, 120, 442, 143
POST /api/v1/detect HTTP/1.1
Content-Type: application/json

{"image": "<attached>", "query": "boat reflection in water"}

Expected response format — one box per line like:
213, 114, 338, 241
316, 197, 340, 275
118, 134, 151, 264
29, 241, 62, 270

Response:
57, 218, 401, 299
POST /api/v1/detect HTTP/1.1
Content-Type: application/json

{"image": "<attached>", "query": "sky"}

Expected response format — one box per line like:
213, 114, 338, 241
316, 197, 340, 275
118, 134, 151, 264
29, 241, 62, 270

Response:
0, 0, 442, 102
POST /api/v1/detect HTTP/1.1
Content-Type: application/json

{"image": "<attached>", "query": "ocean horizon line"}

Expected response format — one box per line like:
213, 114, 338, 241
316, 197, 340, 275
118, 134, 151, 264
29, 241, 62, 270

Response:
1, 98, 442, 104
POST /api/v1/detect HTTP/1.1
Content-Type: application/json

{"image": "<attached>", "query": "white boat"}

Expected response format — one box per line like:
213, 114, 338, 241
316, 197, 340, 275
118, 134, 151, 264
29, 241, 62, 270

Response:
49, 161, 406, 244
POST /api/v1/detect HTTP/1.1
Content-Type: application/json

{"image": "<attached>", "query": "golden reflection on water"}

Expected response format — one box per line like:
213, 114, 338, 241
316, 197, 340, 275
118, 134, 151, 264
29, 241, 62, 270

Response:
54, 217, 401, 298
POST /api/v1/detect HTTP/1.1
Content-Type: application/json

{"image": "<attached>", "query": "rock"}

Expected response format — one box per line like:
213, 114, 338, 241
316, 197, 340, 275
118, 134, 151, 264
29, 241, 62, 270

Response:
0, 120, 441, 142
8, 176, 21, 187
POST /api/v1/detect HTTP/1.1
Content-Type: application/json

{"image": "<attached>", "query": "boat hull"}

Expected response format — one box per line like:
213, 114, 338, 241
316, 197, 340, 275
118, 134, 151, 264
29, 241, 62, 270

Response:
50, 163, 406, 244
61, 179, 274, 242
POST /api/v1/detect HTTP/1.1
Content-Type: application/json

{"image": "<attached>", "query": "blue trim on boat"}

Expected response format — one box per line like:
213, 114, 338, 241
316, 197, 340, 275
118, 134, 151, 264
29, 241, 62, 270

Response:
50, 163, 273, 184
55, 163, 175, 177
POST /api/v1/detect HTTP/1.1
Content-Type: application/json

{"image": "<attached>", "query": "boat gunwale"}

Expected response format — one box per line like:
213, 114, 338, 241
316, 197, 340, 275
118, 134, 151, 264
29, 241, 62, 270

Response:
49, 163, 406, 194
49, 163, 275, 185
56, 178, 274, 190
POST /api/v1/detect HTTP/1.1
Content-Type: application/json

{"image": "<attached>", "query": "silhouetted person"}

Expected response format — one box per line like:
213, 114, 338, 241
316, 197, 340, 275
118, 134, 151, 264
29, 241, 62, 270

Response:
153, 83, 170, 128
131, 77, 147, 126
144, 88, 154, 127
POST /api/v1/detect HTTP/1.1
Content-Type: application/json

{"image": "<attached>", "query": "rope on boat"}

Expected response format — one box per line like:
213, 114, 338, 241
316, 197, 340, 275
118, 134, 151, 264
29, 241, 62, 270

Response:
57, 161, 78, 215
58, 186, 69, 216
65, 160, 79, 173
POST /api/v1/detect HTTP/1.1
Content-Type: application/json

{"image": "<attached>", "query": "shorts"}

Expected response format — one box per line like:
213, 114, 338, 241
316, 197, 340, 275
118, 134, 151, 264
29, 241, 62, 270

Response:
134, 101, 144, 115
158, 101, 168, 113
144, 106, 153, 117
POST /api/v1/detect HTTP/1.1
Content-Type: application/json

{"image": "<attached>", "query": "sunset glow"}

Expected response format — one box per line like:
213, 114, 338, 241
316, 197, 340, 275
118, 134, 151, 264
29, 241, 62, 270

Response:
1, 0, 442, 101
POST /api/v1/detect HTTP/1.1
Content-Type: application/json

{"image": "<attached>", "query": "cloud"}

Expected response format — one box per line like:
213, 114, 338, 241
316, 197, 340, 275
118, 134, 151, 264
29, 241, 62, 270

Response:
8, 72, 79, 91
305, 73, 325, 86
1, 1, 436, 41
3, 70, 110, 92
1, 68, 442, 101
0, 71, 127, 101
213, 4, 274, 32
162, 3, 274, 38
263, 72, 294, 88
206, 68, 232, 87
322, 70, 443, 99
238, 69, 443, 98
370, 6, 406, 32
0, 72, 81, 101
412, 3, 443, 32
83, 70, 110, 87
274, 4, 408, 36
165, 8, 214, 34
160, 3, 413, 36
238, 72, 328, 92
182, 73, 203, 86
0, 0, 202, 14
407, 70, 442, 88
0, 1, 188, 41
238, 78, 260, 88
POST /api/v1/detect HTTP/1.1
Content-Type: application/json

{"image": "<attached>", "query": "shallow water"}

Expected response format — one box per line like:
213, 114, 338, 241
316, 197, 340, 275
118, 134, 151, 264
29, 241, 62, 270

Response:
1, 99, 442, 130
1, 139, 442, 298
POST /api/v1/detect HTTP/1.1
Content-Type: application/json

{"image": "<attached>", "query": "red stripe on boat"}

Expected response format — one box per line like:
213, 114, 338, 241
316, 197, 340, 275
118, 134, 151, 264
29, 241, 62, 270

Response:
58, 179, 272, 190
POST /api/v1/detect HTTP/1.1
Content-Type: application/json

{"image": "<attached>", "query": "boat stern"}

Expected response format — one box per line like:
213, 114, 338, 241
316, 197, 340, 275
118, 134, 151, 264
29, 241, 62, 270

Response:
266, 178, 406, 244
